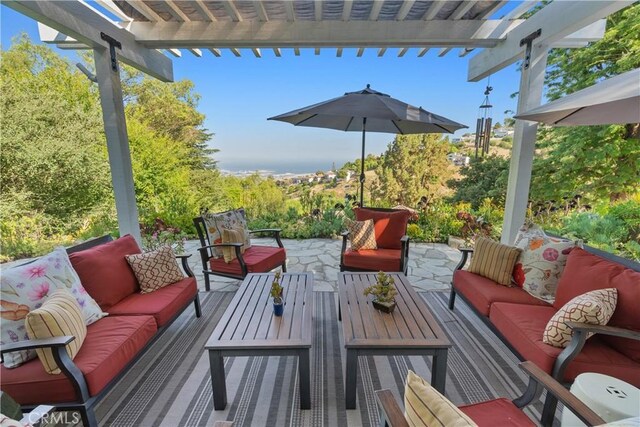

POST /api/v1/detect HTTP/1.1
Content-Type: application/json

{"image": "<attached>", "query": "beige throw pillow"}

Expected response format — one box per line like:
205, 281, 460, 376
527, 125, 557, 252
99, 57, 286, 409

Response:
125, 246, 184, 294
468, 238, 521, 286
404, 370, 477, 427
346, 218, 377, 251
543, 288, 617, 348
221, 227, 246, 263
25, 289, 87, 374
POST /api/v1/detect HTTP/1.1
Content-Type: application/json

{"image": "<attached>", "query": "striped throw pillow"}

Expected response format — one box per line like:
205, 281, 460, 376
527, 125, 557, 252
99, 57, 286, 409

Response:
468, 238, 522, 286
221, 227, 246, 263
346, 219, 377, 251
25, 289, 87, 374
404, 370, 477, 427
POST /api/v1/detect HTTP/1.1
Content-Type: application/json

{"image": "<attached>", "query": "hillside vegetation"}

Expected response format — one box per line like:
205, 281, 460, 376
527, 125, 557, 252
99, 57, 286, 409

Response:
1, 4, 639, 261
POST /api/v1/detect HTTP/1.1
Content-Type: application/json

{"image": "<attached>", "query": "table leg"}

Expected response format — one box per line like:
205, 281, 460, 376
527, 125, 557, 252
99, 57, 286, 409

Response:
209, 350, 227, 410
345, 350, 358, 409
298, 349, 311, 409
431, 349, 448, 394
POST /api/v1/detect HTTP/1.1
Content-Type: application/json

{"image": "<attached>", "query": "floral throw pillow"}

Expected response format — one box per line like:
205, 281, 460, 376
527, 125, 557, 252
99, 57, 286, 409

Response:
1, 247, 107, 368
203, 209, 252, 258
512, 223, 580, 303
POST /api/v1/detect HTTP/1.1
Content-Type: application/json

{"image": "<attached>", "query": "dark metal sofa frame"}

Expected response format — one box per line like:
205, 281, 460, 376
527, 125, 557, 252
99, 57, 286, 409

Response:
447, 242, 640, 426
0, 235, 202, 427
339, 207, 410, 275
193, 216, 286, 291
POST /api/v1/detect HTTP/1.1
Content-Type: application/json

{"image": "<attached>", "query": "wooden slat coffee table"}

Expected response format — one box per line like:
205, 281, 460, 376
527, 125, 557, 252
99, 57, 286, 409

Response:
338, 272, 451, 409
205, 272, 314, 410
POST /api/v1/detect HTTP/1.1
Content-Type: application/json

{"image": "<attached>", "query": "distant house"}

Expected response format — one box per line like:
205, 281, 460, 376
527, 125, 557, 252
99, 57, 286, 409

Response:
447, 153, 470, 166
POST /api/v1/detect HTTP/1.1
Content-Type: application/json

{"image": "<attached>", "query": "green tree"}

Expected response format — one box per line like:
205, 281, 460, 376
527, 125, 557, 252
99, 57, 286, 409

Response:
372, 134, 452, 206
448, 155, 510, 209
1, 35, 110, 227
532, 4, 640, 203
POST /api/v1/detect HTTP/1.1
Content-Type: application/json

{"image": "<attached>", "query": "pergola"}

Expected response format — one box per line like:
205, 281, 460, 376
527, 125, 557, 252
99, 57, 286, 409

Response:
5, 0, 633, 244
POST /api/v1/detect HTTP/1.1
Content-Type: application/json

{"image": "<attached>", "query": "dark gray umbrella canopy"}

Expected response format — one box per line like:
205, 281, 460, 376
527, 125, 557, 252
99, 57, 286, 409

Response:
268, 85, 467, 205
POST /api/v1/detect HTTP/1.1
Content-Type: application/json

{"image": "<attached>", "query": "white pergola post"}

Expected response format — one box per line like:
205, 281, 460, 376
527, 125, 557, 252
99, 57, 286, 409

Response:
501, 44, 548, 244
94, 47, 142, 244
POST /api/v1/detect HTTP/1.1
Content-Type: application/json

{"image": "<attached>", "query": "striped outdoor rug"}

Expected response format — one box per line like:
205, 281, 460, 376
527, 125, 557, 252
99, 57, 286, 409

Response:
95, 291, 550, 426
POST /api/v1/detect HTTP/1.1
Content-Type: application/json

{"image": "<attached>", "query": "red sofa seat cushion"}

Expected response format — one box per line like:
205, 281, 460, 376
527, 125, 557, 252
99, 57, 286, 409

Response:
554, 248, 640, 361
0, 315, 157, 405
69, 235, 141, 310
354, 208, 410, 249
453, 270, 551, 316
108, 277, 197, 327
342, 248, 402, 271
490, 302, 640, 387
209, 246, 285, 276
460, 398, 535, 427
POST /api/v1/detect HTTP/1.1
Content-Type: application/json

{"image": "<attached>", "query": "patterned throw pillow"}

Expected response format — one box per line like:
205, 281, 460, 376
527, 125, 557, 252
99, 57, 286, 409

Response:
125, 246, 185, 294
1, 247, 106, 368
512, 223, 580, 303
404, 370, 477, 427
467, 238, 521, 286
543, 288, 617, 348
203, 209, 252, 257
221, 227, 246, 263
345, 219, 377, 251
25, 289, 87, 374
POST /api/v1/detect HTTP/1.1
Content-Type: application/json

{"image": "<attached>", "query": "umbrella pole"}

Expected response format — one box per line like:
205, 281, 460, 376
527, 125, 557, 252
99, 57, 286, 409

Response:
360, 117, 367, 207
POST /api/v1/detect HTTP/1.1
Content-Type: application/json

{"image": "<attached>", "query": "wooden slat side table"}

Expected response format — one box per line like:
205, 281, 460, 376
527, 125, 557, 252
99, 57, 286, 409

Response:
338, 272, 452, 409
205, 273, 314, 410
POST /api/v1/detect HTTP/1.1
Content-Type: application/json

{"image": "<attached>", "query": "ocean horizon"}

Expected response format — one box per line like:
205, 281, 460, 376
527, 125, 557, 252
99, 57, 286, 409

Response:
218, 159, 350, 176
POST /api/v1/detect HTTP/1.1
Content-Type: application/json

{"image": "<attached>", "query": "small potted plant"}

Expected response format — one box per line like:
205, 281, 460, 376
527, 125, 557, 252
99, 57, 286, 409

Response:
363, 271, 398, 313
271, 271, 284, 316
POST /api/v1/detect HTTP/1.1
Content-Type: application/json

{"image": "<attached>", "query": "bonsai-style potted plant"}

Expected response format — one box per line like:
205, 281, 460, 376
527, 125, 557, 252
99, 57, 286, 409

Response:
271, 271, 284, 316
363, 271, 398, 313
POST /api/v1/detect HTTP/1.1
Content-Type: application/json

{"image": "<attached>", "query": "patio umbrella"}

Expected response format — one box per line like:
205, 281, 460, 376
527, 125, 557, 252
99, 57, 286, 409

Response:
268, 85, 467, 206
515, 68, 640, 126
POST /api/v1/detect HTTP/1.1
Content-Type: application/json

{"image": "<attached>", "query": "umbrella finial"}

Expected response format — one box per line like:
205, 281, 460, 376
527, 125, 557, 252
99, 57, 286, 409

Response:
366, 84, 370, 89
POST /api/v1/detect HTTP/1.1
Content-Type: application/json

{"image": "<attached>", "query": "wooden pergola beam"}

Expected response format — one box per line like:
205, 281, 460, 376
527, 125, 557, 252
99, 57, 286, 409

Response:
8, 0, 173, 81
468, 0, 632, 82
126, 20, 516, 48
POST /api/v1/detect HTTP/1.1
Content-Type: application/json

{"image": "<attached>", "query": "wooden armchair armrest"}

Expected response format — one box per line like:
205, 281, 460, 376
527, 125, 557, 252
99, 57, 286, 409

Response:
175, 254, 194, 277
249, 229, 283, 247
565, 322, 640, 340
375, 389, 409, 427
516, 361, 605, 426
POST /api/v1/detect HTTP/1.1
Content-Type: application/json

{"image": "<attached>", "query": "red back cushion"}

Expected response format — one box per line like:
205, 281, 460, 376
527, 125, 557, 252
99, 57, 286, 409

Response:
354, 208, 410, 249
69, 235, 141, 310
554, 247, 640, 361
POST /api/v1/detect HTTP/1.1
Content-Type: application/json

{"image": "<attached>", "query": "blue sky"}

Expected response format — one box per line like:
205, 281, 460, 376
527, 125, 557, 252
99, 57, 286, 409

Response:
1, 3, 523, 172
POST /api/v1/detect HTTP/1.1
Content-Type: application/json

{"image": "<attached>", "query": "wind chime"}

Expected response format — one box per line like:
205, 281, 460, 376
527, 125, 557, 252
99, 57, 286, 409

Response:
474, 82, 493, 158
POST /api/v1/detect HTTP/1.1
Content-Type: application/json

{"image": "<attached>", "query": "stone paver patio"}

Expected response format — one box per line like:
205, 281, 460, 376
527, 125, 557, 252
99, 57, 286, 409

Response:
184, 238, 460, 292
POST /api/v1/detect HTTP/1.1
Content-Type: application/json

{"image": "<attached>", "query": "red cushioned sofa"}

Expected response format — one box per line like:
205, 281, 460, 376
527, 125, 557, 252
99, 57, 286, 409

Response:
0, 235, 201, 427
448, 244, 640, 425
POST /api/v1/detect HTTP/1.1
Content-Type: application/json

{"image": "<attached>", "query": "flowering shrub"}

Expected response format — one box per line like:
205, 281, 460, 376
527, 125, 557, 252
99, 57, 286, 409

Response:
140, 218, 187, 254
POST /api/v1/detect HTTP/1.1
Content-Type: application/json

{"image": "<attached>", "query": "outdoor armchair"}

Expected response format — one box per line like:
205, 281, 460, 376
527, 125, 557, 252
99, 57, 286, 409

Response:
340, 207, 411, 275
193, 211, 286, 291
375, 361, 606, 427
